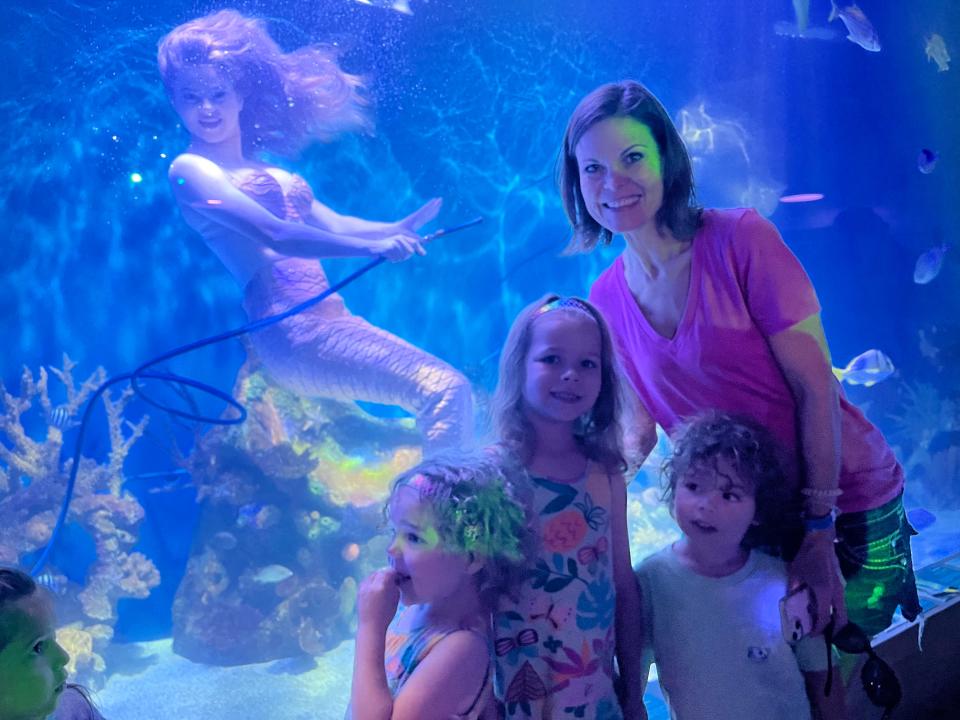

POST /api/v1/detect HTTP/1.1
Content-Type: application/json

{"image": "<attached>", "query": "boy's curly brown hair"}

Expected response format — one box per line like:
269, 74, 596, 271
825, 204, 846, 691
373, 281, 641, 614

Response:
660, 410, 801, 553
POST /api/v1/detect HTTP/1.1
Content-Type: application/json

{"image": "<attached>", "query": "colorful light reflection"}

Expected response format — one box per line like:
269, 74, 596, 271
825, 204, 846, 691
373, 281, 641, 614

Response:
780, 193, 825, 203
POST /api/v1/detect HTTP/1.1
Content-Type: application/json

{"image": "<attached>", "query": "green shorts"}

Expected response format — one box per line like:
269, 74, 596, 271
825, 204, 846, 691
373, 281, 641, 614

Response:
835, 493, 922, 637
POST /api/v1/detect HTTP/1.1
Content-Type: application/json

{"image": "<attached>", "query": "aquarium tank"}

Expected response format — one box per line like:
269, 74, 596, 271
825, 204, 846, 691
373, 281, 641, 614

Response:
1, 0, 957, 718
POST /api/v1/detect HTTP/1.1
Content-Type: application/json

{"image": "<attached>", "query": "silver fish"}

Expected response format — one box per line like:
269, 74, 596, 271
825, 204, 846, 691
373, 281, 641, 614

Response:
353, 0, 413, 15
914, 244, 949, 284
252, 564, 294, 584
925, 34, 950, 72
829, 2, 881, 52
833, 349, 895, 387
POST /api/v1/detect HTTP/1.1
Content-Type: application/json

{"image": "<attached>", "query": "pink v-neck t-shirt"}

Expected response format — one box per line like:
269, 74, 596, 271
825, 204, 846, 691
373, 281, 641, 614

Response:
589, 208, 902, 514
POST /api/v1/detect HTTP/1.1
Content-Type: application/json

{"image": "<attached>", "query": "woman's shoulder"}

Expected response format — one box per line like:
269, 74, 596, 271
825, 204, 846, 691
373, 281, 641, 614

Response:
698, 207, 766, 239
167, 152, 231, 192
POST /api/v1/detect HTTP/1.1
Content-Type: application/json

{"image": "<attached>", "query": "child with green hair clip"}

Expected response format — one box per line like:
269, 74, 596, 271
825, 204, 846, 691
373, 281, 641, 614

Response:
349, 451, 535, 720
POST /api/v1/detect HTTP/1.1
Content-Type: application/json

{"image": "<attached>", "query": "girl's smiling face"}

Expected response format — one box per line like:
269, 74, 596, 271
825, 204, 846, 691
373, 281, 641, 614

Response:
0, 594, 70, 720
522, 311, 603, 426
386, 485, 474, 607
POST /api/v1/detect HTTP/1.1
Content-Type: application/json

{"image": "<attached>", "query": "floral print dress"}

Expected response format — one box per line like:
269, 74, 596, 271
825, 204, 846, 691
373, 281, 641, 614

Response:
494, 464, 622, 720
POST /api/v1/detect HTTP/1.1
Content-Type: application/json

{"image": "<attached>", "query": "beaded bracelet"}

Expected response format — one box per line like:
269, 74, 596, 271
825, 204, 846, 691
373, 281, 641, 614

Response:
800, 487, 843, 499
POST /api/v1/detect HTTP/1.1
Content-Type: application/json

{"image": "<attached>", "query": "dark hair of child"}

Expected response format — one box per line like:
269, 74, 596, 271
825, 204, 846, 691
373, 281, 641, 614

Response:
660, 410, 802, 555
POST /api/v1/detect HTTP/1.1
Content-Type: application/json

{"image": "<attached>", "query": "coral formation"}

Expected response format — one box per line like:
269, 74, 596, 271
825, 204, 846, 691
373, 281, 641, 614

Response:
172, 353, 422, 665
0, 354, 160, 687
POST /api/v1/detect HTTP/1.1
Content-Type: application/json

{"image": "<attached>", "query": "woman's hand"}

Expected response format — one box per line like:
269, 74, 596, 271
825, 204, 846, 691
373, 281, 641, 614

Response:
369, 234, 427, 262
357, 568, 401, 633
397, 197, 442, 235
788, 530, 847, 634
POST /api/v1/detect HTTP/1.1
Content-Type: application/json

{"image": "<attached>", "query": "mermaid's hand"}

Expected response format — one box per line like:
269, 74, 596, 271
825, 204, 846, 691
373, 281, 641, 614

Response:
397, 197, 442, 235
370, 233, 426, 262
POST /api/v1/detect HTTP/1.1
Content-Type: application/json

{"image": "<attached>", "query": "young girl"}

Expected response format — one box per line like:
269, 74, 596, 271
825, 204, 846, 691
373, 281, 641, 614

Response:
157, 10, 472, 454
635, 411, 846, 720
490, 294, 644, 720
0, 568, 105, 720
350, 452, 534, 720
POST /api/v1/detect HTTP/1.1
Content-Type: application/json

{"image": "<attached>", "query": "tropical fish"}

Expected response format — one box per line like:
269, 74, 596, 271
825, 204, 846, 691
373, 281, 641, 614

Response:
208, 531, 238, 551
35, 572, 68, 596
51, 406, 69, 427
925, 33, 950, 72
353, 0, 413, 15
906, 508, 937, 532
251, 564, 294, 584
341, 542, 361, 562
917, 148, 938, 174
141, 469, 195, 494
237, 503, 281, 530
914, 244, 949, 284
832, 349, 895, 387
828, 2, 881, 52
236, 503, 264, 528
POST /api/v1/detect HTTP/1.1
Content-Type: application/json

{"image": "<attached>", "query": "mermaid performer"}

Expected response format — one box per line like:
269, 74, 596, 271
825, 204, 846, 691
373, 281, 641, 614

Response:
157, 10, 473, 453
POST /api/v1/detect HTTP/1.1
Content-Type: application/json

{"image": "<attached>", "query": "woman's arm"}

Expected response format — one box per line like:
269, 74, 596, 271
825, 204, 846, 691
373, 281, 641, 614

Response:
307, 197, 441, 239
803, 669, 848, 720
768, 313, 847, 632
609, 474, 648, 720
621, 385, 658, 475
169, 154, 423, 261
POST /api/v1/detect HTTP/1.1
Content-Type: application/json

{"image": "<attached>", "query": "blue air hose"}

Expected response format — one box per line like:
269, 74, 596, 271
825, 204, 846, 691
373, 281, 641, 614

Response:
29, 217, 483, 577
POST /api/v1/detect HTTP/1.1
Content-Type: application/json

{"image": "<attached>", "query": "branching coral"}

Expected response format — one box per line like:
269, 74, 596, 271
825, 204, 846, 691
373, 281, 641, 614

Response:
0, 354, 159, 687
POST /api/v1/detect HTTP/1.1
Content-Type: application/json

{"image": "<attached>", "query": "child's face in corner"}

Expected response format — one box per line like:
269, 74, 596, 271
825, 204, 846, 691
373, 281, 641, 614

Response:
674, 457, 757, 560
0, 594, 70, 720
387, 485, 475, 608
523, 311, 603, 425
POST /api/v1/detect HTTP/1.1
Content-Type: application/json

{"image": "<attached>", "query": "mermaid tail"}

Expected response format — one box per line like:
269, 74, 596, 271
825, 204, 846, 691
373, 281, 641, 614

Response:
243, 258, 473, 453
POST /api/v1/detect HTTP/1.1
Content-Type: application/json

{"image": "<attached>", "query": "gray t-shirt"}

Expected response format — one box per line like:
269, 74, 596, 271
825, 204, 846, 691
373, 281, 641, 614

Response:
635, 546, 827, 720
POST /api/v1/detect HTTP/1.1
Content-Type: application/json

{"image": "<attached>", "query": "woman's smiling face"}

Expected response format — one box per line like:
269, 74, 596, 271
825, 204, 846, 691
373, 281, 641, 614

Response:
171, 64, 245, 146
574, 115, 665, 236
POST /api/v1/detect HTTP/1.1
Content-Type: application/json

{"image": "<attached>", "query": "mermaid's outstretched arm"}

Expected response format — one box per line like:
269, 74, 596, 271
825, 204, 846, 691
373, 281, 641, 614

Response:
307, 197, 441, 240
169, 153, 425, 262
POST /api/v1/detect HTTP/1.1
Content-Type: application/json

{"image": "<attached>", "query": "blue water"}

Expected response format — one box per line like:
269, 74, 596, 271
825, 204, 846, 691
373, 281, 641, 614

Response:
2, 0, 959, 716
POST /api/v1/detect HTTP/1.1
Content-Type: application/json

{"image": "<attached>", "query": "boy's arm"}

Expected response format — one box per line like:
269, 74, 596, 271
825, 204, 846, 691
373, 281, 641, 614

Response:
610, 474, 648, 720
803, 669, 847, 720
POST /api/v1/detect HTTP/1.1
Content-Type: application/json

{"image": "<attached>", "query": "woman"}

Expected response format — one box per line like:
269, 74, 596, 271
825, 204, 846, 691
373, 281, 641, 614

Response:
558, 80, 920, 638
157, 10, 472, 454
